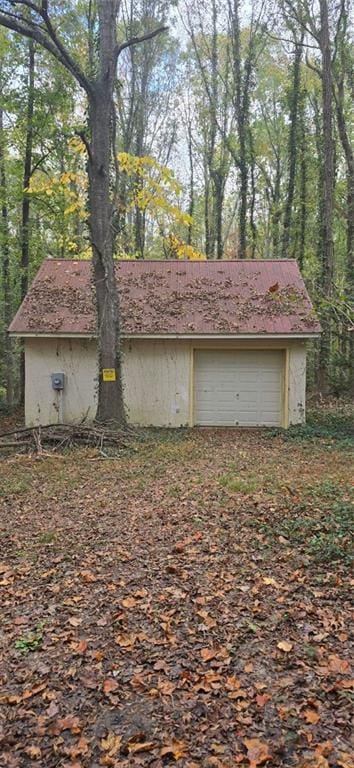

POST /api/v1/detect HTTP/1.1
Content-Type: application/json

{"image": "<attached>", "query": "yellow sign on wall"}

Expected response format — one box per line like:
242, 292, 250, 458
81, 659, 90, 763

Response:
102, 368, 116, 382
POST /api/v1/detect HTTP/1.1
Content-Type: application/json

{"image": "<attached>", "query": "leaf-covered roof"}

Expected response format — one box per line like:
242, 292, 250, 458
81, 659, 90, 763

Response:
9, 258, 321, 337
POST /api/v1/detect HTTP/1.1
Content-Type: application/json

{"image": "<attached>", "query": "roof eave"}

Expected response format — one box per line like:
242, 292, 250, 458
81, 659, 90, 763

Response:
9, 331, 321, 340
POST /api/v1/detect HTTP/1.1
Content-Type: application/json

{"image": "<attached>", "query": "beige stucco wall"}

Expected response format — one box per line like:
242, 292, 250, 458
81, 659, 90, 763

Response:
123, 340, 191, 426
25, 338, 98, 426
288, 344, 307, 425
24, 337, 191, 427
24, 337, 307, 428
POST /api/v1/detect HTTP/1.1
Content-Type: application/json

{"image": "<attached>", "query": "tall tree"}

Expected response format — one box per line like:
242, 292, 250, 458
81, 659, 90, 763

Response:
0, 0, 166, 424
317, 0, 334, 394
116, 0, 177, 258
183, 0, 232, 258
281, 29, 304, 257
332, 0, 354, 393
0, 102, 13, 408
19, 38, 34, 403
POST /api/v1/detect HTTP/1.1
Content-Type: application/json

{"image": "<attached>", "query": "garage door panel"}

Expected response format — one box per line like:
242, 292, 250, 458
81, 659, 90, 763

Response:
194, 350, 283, 427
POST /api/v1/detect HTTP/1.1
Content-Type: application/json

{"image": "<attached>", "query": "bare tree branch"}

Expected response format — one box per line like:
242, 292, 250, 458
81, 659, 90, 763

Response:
116, 25, 168, 58
0, 4, 92, 93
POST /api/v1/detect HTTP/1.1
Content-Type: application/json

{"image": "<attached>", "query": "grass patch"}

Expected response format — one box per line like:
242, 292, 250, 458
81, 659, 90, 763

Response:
168, 483, 181, 497
134, 427, 190, 446
0, 476, 31, 496
36, 531, 57, 545
219, 473, 260, 494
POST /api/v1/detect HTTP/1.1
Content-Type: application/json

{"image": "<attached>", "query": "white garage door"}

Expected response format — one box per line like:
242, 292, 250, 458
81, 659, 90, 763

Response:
194, 350, 284, 426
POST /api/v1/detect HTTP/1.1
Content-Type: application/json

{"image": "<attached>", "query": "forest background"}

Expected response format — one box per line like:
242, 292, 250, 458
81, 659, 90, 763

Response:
0, 0, 353, 407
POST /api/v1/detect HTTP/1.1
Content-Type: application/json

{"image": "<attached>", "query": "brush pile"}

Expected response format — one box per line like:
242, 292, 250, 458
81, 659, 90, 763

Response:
0, 423, 133, 454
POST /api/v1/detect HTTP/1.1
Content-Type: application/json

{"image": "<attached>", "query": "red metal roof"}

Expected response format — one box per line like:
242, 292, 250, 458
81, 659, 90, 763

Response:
8, 258, 321, 337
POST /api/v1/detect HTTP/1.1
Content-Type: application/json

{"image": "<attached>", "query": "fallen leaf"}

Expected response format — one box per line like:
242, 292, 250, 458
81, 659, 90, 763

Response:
228, 688, 248, 700
134, 588, 148, 598
100, 732, 122, 755
298, 757, 329, 768
14, 616, 29, 625
263, 577, 280, 587
160, 740, 188, 759
256, 693, 271, 707
122, 596, 137, 609
69, 737, 89, 758
197, 609, 217, 628
68, 616, 82, 627
244, 737, 271, 767
127, 741, 155, 754
56, 716, 81, 734
328, 655, 350, 674
24, 746, 42, 759
315, 742, 333, 757
74, 640, 88, 654
303, 708, 320, 724
157, 679, 176, 695
277, 640, 293, 652
211, 743, 226, 754
79, 570, 97, 583
226, 675, 241, 690
200, 647, 217, 661
115, 633, 136, 648
20, 683, 47, 701
337, 753, 354, 768
103, 678, 119, 695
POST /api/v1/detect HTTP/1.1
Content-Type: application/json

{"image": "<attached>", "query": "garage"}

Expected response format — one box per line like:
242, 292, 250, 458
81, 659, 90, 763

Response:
9, 258, 320, 427
194, 350, 284, 427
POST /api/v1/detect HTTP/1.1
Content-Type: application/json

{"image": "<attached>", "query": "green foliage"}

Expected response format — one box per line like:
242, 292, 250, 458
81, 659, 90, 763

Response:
268, 407, 354, 447
260, 499, 353, 565
14, 624, 44, 654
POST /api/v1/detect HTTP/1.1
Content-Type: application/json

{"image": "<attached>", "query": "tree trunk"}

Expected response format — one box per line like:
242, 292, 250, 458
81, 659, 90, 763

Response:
87, 0, 126, 426
238, 151, 248, 259
281, 35, 303, 258
212, 173, 224, 260
272, 156, 282, 258
249, 127, 257, 259
133, 78, 146, 259
204, 167, 212, 258
317, 0, 334, 394
0, 105, 14, 409
334, 78, 354, 394
134, 206, 145, 258
19, 38, 34, 404
298, 117, 307, 272
88, 93, 126, 426
187, 115, 194, 246
229, 0, 248, 259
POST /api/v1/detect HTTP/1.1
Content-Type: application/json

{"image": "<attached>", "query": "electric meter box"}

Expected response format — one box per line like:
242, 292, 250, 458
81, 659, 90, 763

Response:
51, 373, 65, 391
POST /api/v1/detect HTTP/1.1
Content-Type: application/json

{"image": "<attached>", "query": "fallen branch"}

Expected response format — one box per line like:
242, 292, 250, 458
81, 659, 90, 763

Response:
0, 423, 134, 455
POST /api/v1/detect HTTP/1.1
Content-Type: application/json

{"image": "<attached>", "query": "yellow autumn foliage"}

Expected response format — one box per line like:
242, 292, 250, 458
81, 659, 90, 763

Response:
164, 234, 205, 261
27, 141, 206, 261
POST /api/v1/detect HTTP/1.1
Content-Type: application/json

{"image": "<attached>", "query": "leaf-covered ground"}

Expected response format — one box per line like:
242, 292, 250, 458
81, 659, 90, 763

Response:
0, 414, 353, 768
